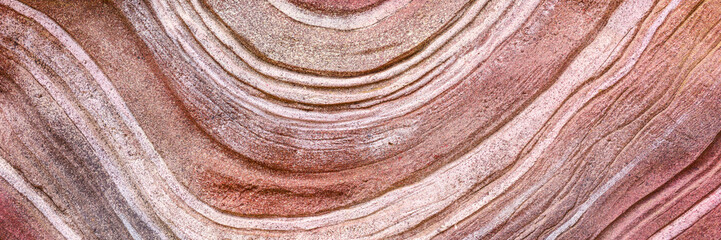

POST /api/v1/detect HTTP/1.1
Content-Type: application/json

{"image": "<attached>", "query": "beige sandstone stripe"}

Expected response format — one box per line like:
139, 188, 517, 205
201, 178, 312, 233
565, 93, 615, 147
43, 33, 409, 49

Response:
0, 0, 169, 238
0, 155, 81, 240
545, 0, 682, 238
4, 0, 704, 238
650, 182, 721, 239
267, 0, 412, 30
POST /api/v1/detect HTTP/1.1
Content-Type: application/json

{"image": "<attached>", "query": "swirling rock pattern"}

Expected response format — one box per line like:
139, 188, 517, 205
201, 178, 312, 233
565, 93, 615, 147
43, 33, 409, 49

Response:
1, 0, 721, 239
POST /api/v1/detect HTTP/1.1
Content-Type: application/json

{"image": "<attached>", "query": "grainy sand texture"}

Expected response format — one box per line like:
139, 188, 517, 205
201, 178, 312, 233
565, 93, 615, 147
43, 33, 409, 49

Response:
1, 0, 721, 239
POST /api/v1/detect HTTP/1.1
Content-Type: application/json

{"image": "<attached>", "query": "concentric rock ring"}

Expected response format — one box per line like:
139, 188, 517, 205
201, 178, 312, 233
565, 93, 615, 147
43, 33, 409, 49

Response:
187, 0, 468, 76
269, 0, 411, 30
287, 0, 389, 14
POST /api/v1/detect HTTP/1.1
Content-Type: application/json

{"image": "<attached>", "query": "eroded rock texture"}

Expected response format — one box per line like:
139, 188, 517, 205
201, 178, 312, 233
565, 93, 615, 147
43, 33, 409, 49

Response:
1, 0, 720, 239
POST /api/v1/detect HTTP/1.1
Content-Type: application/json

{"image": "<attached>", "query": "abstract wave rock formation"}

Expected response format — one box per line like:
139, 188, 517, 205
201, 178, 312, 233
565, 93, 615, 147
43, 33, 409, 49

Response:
1, 0, 721, 239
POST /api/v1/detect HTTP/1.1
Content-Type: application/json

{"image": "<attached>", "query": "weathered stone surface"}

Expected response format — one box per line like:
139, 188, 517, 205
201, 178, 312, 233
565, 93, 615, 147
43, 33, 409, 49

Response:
1, 0, 720, 239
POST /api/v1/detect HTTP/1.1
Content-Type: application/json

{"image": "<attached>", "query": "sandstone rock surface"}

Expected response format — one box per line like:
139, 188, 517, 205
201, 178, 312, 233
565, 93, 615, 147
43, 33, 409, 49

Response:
1, 0, 721, 239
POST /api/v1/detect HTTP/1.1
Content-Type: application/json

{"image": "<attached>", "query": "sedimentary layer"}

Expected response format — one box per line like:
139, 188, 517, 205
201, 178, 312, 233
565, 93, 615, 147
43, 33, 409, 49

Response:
1, 0, 720, 239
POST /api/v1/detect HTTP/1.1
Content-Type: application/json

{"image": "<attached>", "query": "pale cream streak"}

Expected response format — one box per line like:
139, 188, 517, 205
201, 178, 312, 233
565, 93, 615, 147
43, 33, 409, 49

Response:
0, 154, 81, 240
0, 1, 603, 239
650, 180, 721, 239
648, 44, 721, 240
1, 2, 212, 238
455, 0, 661, 238
0, 0, 526, 236
342, 0, 658, 238
0, 0, 401, 238
161, 0, 521, 151
419, 0, 662, 238
268, 0, 411, 30
1, 4, 212, 239
547, 95, 700, 240
159, 0, 514, 119
0, 0, 169, 238
68, 0, 623, 237
137, 1, 547, 235
0, 0, 691, 239
188, 0, 484, 88
472, 27, 640, 240
170, 0, 496, 107
545, 0, 681, 238
172, 0, 526, 125
116, 212, 143, 240
0, 1, 659, 240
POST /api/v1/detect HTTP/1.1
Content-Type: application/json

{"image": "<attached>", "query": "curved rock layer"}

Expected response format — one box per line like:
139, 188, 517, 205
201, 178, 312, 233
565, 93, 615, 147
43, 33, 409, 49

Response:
1, 0, 721, 239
